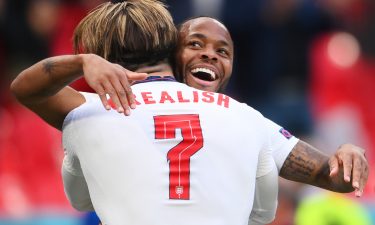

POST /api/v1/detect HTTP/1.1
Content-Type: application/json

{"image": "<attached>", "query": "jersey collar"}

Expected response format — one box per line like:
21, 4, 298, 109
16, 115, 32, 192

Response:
132, 76, 176, 85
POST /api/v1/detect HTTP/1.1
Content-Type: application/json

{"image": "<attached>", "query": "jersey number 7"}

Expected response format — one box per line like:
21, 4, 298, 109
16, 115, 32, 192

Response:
154, 114, 203, 200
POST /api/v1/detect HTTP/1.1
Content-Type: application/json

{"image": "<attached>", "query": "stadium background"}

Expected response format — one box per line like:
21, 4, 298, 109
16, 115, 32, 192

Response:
0, 0, 374, 224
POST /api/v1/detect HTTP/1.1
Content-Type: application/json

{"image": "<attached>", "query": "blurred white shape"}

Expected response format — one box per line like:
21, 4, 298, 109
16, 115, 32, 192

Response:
327, 32, 360, 68
0, 175, 31, 218
313, 105, 368, 155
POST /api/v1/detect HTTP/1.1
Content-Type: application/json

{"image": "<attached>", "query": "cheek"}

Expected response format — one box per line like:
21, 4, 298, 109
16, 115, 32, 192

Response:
176, 52, 188, 69
223, 60, 233, 78
180, 53, 194, 78
185, 74, 194, 84
181, 51, 193, 66
177, 53, 193, 82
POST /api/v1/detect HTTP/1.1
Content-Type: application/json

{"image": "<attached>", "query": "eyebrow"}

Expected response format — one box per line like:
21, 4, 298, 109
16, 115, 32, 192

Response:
188, 33, 231, 48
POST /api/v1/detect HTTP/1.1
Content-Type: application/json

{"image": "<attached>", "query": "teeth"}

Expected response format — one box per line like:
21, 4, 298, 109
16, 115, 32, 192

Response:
191, 68, 216, 80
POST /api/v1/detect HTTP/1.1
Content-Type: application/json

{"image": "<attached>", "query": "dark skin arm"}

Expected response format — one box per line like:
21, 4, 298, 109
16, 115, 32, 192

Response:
11, 55, 85, 129
10, 54, 146, 129
280, 141, 368, 196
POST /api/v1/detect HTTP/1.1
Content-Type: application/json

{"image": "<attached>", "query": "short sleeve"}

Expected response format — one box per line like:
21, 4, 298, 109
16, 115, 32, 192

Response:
264, 118, 299, 172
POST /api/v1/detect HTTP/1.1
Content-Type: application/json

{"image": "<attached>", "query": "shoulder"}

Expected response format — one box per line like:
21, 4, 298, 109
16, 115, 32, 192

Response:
62, 92, 104, 128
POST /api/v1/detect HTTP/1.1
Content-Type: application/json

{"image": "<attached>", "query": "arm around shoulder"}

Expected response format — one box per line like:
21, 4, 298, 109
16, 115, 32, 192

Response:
10, 55, 86, 129
279, 140, 366, 194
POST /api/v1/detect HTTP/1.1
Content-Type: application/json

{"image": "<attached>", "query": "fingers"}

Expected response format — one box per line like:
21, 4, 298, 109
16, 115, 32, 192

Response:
330, 144, 368, 197
101, 79, 126, 114
341, 152, 353, 183
355, 188, 362, 197
83, 59, 146, 114
95, 84, 111, 111
98, 71, 144, 115
329, 156, 339, 177
109, 76, 132, 115
330, 153, 361, 196
339, 145, 368, 197
357, 166, 368, 197
354, 152, 368, 197
351, 156, 362, 189
116, 65, 147, 110
117, 69, 136, 110
126, 70, 148, 82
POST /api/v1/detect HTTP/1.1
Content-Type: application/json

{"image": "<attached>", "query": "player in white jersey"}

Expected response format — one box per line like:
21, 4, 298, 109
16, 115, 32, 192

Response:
62, 79, 285, 225
85, 15, 367, 196
66, 15, 369, 224
11, 1, 280, 224
10, 1, 368, 224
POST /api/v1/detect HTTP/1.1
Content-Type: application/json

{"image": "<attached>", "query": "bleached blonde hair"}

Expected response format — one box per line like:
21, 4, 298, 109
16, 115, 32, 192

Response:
73, 0, 177, 70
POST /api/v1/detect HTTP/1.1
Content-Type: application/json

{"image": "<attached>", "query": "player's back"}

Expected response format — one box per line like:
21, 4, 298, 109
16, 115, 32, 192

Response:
62, 78, 273, 225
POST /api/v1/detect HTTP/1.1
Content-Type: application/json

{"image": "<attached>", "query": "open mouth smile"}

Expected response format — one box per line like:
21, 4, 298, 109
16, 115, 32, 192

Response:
190, 67, 217, 81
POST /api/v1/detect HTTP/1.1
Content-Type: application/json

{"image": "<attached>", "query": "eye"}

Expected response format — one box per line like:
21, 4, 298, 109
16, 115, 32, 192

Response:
218, 48, 229, 57
188, 41, 202, 48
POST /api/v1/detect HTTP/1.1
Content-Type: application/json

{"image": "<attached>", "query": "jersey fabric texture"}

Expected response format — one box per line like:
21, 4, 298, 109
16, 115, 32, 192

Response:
62, 79, 298, 225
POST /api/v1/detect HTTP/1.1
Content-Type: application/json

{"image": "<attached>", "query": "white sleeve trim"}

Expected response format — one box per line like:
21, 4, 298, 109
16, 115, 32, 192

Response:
273, 137, 299, 172
262, 117, 299, 172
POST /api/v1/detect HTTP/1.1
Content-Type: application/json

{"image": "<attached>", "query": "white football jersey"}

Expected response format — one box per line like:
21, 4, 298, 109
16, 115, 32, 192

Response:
62, 78, 298, 225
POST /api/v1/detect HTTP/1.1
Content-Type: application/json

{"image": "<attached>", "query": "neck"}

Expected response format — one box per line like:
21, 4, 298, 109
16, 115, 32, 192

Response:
135, 62, 174, 77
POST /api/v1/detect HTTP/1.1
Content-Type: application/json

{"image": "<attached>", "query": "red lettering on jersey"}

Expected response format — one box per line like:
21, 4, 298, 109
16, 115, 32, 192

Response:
217, 94, 229, 108
107, 98, 116, 109
202, 91, 215, 103
160, 91, 175, 103
192, 91, 199, 103
177, 91, 190, 103
141, 92, 156, 104
133, 94, 141, 105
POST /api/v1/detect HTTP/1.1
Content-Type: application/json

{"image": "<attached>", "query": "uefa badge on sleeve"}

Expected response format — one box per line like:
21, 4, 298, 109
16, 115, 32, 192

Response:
279, 128, 293, 139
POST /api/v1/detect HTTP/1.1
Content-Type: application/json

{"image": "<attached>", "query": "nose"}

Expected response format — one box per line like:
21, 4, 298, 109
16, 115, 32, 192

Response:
199, 47, 218, 62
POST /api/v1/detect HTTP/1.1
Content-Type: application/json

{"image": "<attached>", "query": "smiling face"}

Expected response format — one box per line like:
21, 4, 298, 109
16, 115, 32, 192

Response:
175, 17, 234, 92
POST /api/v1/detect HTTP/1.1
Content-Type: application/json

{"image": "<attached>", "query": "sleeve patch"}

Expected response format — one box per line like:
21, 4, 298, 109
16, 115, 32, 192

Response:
279, 128, 293, 139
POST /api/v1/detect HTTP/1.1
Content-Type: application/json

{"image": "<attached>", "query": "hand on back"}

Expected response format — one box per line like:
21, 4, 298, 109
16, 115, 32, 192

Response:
81, 54, 147, 115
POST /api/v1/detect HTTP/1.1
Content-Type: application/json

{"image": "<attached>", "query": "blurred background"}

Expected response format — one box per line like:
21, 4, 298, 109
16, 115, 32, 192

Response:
0, 0, 374, 224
